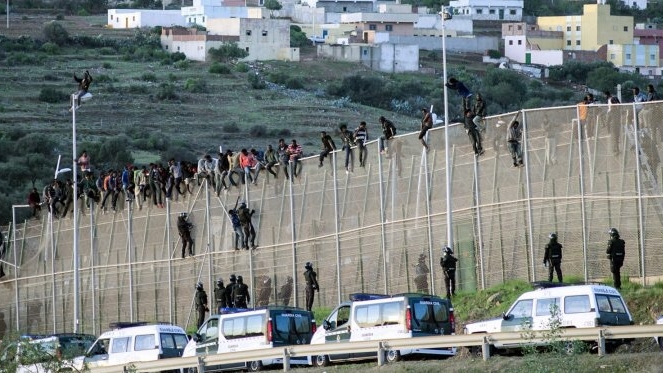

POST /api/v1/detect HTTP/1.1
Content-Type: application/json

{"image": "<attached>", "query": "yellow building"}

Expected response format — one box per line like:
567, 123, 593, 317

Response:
536, 3, 632, 51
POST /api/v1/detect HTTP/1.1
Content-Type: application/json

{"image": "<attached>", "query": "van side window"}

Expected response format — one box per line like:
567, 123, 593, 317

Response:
134, 334, 155, 351
596, 295, 627, 313
356, 304, 381, 327
223, 318, 245, 339
564, 295, 591, 314
246, 315, 265, 337
509, 299, 533, 318
536, 297, 560, 316
111, 337, 130, 353
203, 319, 219, 342
412, 302, 447, 327
382, 302, 401, 325
337, 306, 350, 326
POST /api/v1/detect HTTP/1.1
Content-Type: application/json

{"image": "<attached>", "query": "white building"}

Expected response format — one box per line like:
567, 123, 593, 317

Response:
621, 0, 647, 9
449, 0, 523, 21
107, 9, 186, 28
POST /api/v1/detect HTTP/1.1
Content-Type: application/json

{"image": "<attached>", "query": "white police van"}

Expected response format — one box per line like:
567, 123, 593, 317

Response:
309, 293, 456, 367
464, 283, 633, 354
183, 306, 316, 372
74, 322, 188, 372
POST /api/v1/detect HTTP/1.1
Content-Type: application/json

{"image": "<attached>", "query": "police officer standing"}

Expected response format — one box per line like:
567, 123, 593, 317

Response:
232, 275, 251, 308
225, 274, 237, 308
214, 278, 226, 312
543, 232, 563, 283
177, 212, 194, 259
194, 282, 209, 329
606, 228, 626, 289
304, 262, 319, 312
440, 246, 457, 299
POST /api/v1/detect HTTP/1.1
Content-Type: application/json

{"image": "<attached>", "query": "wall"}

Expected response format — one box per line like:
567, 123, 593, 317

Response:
387, 35, 498, 53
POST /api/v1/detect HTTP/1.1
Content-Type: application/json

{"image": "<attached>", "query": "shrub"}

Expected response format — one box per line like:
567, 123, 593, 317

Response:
94, 74, 115, 83
235, 62, 249, 73
77, 9, 90, 16
285, 77, 304, 89
170, 52, 187, 62
209, 63, 231, 74
168, 73, 178, 82
223, 123, 240, 133
40, 42, 59, 54
248, 72, 266, 89
141, 73, 157, 82
249, 125, 267, 137
184, 78, 207, 93
156, 83, 178, 100
269, 71, 289, 85
174, 60, 190, 69
126, 84, 149, 94
98, 47, 116, 55
42, 21, 69, 46
102, 62, 112, 69
487, 49, 501, 59
39, 87, 67, 103
6, 52, 39, 66
55, 14, 65, 21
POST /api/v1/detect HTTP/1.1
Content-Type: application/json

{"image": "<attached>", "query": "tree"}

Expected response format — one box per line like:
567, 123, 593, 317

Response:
290, 25, 309, 48
263, 0, 282, 18
42, 21, 69, 46
208, 42, 249, 63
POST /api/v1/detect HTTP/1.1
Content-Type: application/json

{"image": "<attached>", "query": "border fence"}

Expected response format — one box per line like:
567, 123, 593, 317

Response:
2, 100, 663, 335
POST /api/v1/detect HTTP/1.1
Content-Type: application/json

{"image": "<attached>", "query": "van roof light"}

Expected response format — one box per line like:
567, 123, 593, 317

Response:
108, 321, 149, 329
349, 293, 390, 302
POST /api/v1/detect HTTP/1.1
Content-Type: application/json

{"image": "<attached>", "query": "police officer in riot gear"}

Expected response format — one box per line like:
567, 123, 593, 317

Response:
543, 232, 563, 283
232, 275, 250, 308
606, 228, 626, 289
214, 278, 226, 312
177, 212, 194, 259
225, 274, 237, 308
440, 246, 457, 299
304, 262, 319, 311
194, 281, 209, 329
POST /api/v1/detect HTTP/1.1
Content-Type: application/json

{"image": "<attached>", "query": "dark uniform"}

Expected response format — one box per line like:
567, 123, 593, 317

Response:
214, 279, 226, 312
543, 233, 563, 283
256, 276, 273, 307
237, 203, 256, 250
606, 228, 626, 289
194, 282, 208, 329
177, 213, 193, 258
440, 247, 458, 299
413, 254, 430, 293
232, 275, 250, 308
279, 276, 294, 306
225, 274, 237, 308
304, 262, 319, 311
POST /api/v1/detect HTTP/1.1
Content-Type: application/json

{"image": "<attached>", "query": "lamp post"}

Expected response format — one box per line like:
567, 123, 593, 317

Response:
11, 204, 27, 330
441, 8, 453, 251
71, 91, 91, 333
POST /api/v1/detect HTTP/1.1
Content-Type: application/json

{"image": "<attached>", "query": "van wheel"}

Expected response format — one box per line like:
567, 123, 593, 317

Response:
658, 337, 663, 351
313, 355, 329, 367
248, 360, 263, 372
386, 350, 401, 363
186, 368, 198, 373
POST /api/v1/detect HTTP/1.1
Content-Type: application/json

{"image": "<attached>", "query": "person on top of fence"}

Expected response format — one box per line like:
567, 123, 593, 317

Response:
506, 111, 523, 168
464, 108, 484, 157
353, 122, 369, 167
339, 124, 355, 173
472, 93, 487, 134
445, 77, 473, 113
71, 70, 92, 110
318, 131, 337, 168
379, 116, 397, 156
419, 108, 433, 152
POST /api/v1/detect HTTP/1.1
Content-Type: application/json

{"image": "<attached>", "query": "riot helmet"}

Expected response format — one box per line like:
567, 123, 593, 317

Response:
442, 246, 453, 255
609, 228, 620, 238
305, 262, 313, 270
180, 212, 187, 218
229, 274, 237, 282
196, 281, 203, 290
217, 278, 224, 287
549, 232, 557, 240
237, 275, 244, 283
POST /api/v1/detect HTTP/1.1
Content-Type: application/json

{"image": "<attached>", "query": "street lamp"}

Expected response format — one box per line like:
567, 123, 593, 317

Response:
440, 8, 453, 252
71, 91, 91, 333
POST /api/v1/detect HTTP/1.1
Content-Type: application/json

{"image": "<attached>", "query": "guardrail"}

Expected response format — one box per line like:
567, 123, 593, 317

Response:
88, 324, 663, 372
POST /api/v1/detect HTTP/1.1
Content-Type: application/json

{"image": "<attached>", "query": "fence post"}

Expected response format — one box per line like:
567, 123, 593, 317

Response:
598, 329, 606, 357
377, 341, 386, 366
482, 335, 491, 361
283, 347, 291, 372
198, 356, 206, 373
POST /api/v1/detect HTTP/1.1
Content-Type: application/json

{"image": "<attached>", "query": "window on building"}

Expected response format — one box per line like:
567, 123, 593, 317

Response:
566, 40, 571, 46
177, 46, 180, 51
576, 26, 580, 31
476, 9, 482, 14
369, 24, 376, 31
509, 40, 513, 45
262, 30, 268, 36
651, 54, 656, 61
343, 6, 347, 12
517, 25, 522, 30
110, 15, 113, 20
508, 25, 513, 31
610, 53, 615, 59
259, 0, 264, 4
510, 9, 516, 15
567, 26, 571, 32
626, 53, 631, 59
246, 30, 252, 36
576, 40, 580, 45
517, 40, 522, 45
385, 25, 393, 31
245, 47, 249, 52
489, 9, 495, 14
624, 26, 628, 32
133, 16, 135, 21
609, 40, 613, 44
202, 16, 205, 22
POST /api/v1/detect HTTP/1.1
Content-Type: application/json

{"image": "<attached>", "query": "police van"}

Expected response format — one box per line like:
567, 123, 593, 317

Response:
183, 306, 316, 372
464, 283, 633, 354
309, 293, 456, 367
74, 322, 188, 372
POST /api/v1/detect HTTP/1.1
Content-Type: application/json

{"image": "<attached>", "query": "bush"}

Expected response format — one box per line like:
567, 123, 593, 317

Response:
269, 71, 289, 85
40, 42, 59, 54
248, 72, 266, 89
223, 123, 240, 133
94, 74, 115, 83
249, 125, 267, 137
38, 87, 67, 103
156, 83, 178, 100
6, 52, 41, 66
126, 84, 149, 94
141, 73, 157, 82
42, 21, 69, 46
77, 9, 90, 16
487, 49, 501, 59
209, 63, 231, 74
235, 62, 249, 73
98, 47, 116, 55
102, 62, 112, 69
55, 14, 65, 21
285, 77, 304, 89
170, 52, 187, 62
174, 60, 190, 69
184, 78, 207, 93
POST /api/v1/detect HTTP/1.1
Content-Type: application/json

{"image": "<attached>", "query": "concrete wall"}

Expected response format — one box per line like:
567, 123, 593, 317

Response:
387, 35, 498, 53
108, 9, 186, 28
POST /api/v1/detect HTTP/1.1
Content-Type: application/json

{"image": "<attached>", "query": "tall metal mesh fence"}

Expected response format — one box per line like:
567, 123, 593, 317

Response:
2, 101, 663, 335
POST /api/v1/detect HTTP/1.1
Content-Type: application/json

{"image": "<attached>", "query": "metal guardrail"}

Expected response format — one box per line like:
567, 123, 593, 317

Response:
88, 324, 663, 372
